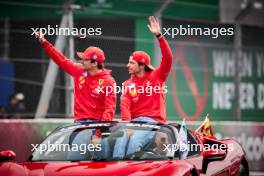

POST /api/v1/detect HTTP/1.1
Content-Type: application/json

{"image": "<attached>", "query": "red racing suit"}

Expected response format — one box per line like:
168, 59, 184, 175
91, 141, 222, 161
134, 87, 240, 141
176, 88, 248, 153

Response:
120, 36, 173, 124
42, 41, 116, 121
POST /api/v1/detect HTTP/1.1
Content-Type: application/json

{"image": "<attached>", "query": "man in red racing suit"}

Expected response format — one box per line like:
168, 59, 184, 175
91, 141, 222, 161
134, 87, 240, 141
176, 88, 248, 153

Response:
35, 32, 116, 123
113, 16, 173, 158
35, 32, 117, 160
120, 16, 173, 124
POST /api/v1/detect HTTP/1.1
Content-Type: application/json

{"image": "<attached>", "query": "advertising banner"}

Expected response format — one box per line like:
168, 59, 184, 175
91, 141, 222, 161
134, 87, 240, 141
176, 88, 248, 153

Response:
163, 19, 264, 121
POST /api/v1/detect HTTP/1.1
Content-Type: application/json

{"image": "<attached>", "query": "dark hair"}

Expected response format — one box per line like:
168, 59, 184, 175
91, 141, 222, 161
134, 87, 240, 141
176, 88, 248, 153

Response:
8, 95, 16, 101
91, 60, 104, 69
138, 62, 152, 72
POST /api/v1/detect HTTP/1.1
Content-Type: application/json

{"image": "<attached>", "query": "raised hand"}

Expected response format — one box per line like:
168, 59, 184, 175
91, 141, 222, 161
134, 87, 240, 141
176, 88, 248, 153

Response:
147, 16, 161, 36
34, 31, 46, 43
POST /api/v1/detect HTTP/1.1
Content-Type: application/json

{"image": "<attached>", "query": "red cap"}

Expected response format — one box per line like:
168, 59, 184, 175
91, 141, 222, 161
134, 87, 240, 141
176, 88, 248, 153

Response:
130, 51, 155, 70
77, 46, 105, 62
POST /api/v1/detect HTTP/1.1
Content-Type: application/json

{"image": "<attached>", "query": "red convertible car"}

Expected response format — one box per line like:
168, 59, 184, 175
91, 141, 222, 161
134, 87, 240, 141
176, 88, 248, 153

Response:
0, 121, 249, 176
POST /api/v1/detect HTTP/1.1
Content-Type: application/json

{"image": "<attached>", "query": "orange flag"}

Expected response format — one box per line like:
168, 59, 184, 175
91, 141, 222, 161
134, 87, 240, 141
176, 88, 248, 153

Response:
198, 115, 214, 138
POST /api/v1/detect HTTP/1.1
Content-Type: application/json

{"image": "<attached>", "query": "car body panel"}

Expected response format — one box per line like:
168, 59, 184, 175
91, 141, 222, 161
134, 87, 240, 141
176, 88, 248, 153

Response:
0, 122, 248, 176
1, 160, 193, 176
186, 132, 246, 176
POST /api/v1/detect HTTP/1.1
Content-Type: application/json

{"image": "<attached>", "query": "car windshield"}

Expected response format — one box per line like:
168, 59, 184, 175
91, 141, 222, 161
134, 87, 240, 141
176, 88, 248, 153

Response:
30, 122, 176, 162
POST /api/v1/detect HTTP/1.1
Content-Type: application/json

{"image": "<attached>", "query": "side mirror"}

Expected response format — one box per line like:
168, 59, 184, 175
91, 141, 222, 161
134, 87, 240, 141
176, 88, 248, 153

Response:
0, 150, 16, 161
203, 148, 226, 160
202, 148, 226, 173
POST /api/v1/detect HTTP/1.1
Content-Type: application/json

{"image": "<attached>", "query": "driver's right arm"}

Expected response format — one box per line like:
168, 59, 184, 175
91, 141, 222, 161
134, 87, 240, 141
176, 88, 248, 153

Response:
36, 32, 81, 76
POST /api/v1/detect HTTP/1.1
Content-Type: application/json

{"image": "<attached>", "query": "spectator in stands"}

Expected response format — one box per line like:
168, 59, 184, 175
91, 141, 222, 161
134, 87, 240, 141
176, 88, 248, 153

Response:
0, 105, 6, 119
5, 94, 19, 118
5, 93, 26, 119
16, 93, 26, 114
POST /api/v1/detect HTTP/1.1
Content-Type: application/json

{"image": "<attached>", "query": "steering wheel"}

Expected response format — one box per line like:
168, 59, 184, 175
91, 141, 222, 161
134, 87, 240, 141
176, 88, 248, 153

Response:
124, 149, 160, 160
